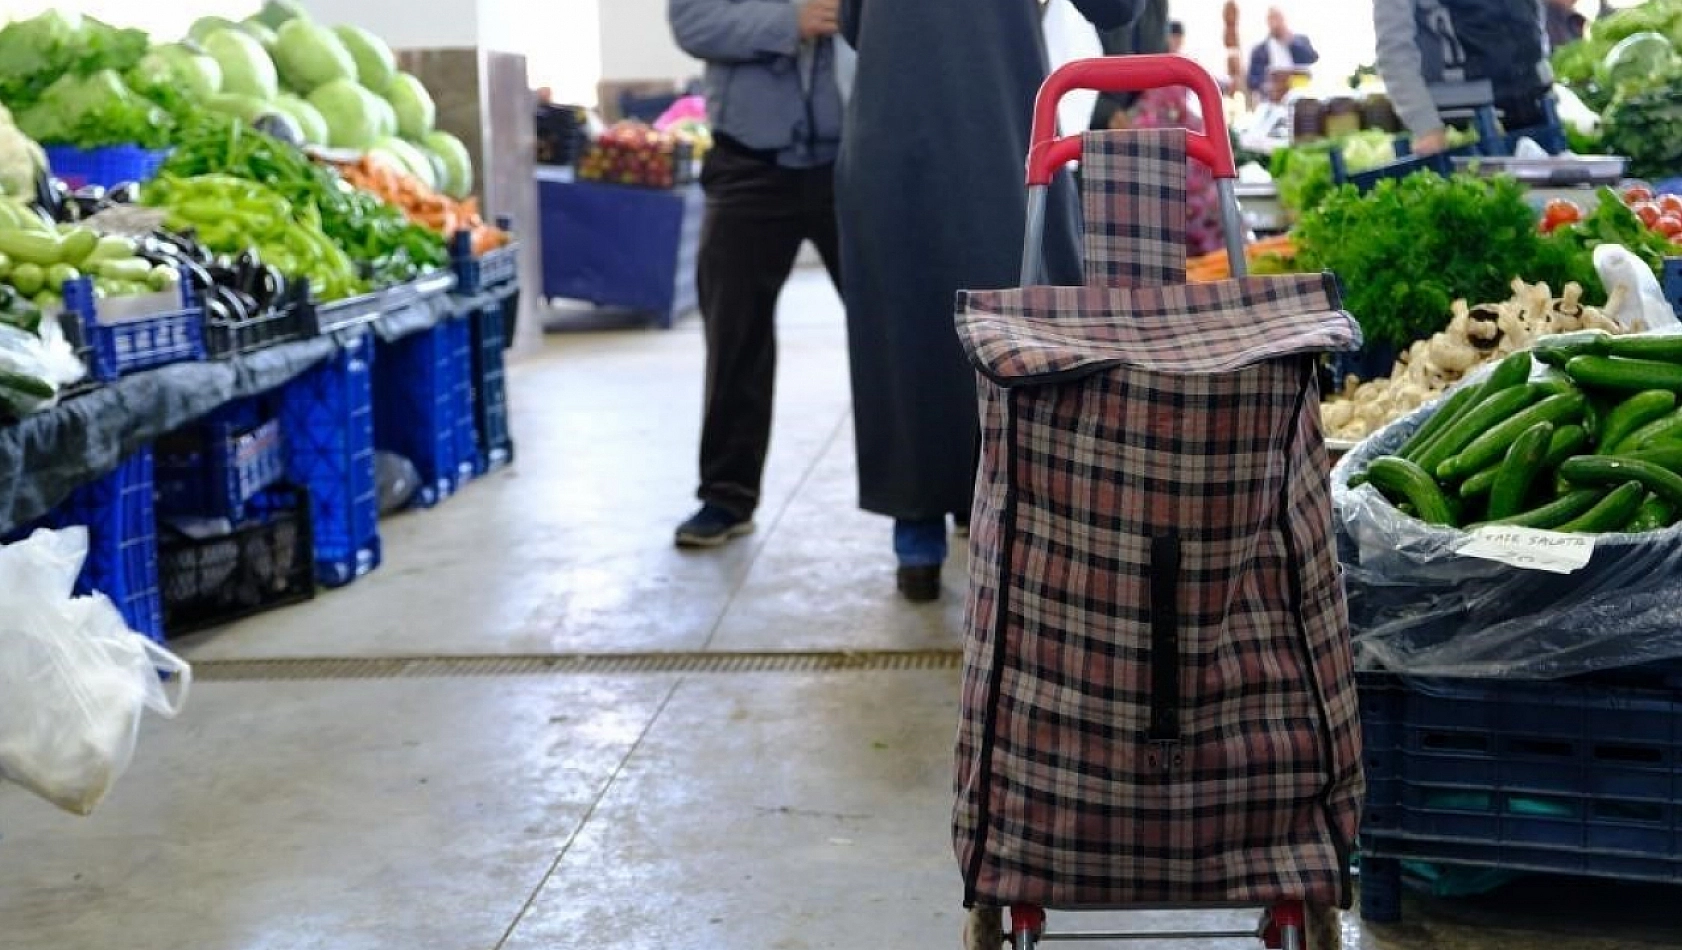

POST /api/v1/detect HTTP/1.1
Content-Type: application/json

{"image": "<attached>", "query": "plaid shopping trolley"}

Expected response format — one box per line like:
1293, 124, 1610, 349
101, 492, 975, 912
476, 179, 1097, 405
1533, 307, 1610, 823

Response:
952, 55, 1366, 950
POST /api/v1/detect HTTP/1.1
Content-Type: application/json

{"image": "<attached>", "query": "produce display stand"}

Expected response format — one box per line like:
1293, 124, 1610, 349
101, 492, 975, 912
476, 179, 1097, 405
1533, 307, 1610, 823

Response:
535, 166, 701, 329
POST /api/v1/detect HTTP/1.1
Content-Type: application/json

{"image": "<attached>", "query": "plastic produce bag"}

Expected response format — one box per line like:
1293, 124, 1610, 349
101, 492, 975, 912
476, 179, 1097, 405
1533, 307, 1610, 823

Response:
1331, 371, 1682, 680
1595, 243, 1678, 332
0, 317, 85, 418
0, 528, 191, 815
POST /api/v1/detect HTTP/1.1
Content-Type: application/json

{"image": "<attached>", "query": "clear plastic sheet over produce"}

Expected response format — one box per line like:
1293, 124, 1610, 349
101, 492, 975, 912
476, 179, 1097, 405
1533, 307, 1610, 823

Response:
1331, 368, 1682, 681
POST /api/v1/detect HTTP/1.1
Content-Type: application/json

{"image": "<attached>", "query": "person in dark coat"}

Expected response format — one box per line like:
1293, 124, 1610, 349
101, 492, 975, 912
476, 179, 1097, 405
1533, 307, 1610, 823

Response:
1246, 6, 1318, 99
836, 0, 1140, 602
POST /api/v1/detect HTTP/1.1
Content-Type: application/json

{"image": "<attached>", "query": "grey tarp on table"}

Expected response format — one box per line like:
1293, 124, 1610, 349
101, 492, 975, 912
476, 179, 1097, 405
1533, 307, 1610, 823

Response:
0, 291, 464, 535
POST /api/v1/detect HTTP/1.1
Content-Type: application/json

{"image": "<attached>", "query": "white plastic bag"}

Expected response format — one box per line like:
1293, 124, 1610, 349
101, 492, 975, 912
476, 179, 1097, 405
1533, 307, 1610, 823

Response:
1594, 243, 1680, 332
0, 528, 190, 815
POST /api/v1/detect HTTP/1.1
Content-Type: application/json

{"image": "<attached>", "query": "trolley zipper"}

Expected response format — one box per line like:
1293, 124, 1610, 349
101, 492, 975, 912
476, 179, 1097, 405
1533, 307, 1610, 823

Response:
1144, 530, 1184, 775
963, 393, 1021, 908
1276, 356, 1356, 907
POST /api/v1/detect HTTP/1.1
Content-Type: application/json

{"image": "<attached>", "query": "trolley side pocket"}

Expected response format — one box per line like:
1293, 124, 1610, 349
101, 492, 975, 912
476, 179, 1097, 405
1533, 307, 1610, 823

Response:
1144, 529, 1184, 774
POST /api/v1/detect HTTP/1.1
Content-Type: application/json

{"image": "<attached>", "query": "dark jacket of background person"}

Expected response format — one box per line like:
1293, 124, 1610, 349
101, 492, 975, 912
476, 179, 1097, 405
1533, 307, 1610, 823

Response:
834, 0, 1138, 522
1246, 33, 1318, 94
1090, 0, 1170, 130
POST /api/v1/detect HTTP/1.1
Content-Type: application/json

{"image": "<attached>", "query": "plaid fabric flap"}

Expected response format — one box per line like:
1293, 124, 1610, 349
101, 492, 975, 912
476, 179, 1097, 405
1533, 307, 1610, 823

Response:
1079, 128, 1190, 289
956, 274, 1361, 386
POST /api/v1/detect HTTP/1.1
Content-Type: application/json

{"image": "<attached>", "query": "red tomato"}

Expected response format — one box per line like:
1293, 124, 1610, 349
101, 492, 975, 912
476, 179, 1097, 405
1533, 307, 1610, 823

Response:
1660, 194, 1682, 217
1658, 214, 1682, 239
1635, 202, 1663, 228
1626, 185, 1657, 205
1543, 198, 1583, 232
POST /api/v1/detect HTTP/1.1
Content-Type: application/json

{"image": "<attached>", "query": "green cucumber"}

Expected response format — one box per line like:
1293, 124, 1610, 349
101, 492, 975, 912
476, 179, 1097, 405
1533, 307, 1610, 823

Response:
1459, 462, 1501, 498
1486, 488, 1608, 528
1535, 331, 1612, 367
1366, 456, 1457, 526
1604, 335, 1682, 363
1416, 384, 1546, 479
1543, 424, 1591, 469
0, 368, 54, 401
1616, 408, 1682, 451
1487, 421, 1554, 520
1626, 494, 1675, 533
1559, 455, 1682, 509
1566, 355, 1682, 392
1615, 444, 1682, 472
1558, 480, 1646, 533
1598, 390, 1677, 452
1487, 349, 1538, 391
1532, 367, 1580, 398
1437, 390, 1586, 481
1397, 384, 1481, 462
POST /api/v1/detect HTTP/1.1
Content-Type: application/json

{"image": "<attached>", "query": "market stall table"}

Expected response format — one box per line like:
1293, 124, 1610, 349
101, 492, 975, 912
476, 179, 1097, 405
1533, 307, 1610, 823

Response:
535, 167, 702, 329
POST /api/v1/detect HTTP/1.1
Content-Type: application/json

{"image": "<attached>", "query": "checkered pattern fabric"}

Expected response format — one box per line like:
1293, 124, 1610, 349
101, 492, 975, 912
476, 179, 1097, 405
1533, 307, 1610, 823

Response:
952, 130, 1366, 911
1080, 128, 1189, 287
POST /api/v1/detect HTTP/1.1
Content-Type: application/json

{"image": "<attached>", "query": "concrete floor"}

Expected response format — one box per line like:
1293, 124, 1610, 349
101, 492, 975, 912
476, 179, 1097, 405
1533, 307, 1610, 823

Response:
1, 272, 1679, 949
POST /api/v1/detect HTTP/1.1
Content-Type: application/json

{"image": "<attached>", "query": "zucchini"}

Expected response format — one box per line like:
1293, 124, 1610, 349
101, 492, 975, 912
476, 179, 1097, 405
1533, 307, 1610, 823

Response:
1486, 488, 1607, 529
1558, 480, 1646, 534
1616, 407, 1682, 451
1367, 456, 1458, 526
1535, 331, 1612, 367
1487, 421, 1554, 520
1599, 390, 1677, 452
56, 229, 97, 267
1436, 391, 1586, 481
1396, 384, 1481, 462
1558, 455, 1682, 509
1416, 384, 1545, 479
1604, 335, 1682, 363
0, 230, 64, 268
1566, 355, 1682, 392
1626, 494, 1675, 533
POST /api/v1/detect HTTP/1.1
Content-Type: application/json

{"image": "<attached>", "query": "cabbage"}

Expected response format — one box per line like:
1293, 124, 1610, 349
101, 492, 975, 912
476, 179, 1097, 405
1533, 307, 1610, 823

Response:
208, 93, 272, 124
372, 136, 437, 189
370, 93, 398, 138
188, 16, 241, 45
423, 129, 473, 198
0, 114, 45, 197
16, 70, 172, 150
308, 78, 382, 149
128, 44, 223, 103
241, 19, 279, 51
1597, 32, 1677, 93
203, 28, 278, 101
273, 19, 358, 94
274, 93, 329, 145
334, 24, 396, 94
0, 12, 149, 109
254, 1, 310, 31
385, 72, 436, 139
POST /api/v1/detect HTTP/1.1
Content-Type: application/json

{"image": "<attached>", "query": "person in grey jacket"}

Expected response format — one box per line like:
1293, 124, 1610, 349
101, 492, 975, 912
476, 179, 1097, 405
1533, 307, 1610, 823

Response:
1374, 0, 1552, 155
668, 0, 851, 548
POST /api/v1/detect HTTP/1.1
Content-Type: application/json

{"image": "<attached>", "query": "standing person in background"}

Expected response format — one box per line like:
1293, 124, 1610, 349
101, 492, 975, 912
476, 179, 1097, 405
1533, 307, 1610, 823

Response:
1546, 0, 1587, 48
1246, 6, 1318, 99
837, 0, 1140, 602
667, 0, 853, 549
1374, 0, 1552, 156
1168, 19, 1186, 54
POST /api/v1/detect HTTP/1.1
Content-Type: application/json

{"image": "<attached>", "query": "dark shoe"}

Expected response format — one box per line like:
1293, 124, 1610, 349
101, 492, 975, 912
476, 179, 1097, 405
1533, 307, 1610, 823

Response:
897, 565, 942, 603
953, 517, 970, 538
675, 504, 754, 549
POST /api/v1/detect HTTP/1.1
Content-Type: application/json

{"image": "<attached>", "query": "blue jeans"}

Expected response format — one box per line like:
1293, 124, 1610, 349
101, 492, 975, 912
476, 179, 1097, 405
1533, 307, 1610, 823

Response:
893, 519, 947, 568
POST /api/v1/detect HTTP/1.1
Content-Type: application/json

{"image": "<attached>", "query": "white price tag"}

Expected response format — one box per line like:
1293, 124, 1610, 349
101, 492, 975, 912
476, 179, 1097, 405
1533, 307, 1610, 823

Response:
1456, 525, 1596, 574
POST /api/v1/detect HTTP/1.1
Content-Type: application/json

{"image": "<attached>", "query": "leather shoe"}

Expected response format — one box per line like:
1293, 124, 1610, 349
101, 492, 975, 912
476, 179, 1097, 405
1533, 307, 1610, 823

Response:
897, 565, 941, 603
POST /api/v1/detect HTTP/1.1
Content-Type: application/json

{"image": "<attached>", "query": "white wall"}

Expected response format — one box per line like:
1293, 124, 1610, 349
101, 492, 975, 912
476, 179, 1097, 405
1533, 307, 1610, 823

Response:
598, 0, 698, 82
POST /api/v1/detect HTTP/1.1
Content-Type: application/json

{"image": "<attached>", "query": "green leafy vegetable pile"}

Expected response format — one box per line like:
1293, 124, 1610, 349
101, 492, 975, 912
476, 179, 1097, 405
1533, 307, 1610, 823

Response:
1294, 173, 1599, 350
159, 116, 447, 288
0, 11, 149, 110
1554, 0, 1682, 108
1270, 128, 1477, 216
1602, 66, 1682, 180
15, 70, 175, 151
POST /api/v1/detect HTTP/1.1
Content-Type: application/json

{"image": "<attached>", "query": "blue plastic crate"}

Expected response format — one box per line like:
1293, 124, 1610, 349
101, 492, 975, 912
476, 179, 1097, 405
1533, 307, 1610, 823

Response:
1662, 258, 1682, 321
373, 318, 472, 507
45, 144, 169, 190
5, 449, 163, 643
1358, 672, 1682, 923
468, 298, 514, 473
277, 331, 380, 587
450, 228, 520, 297
446, 312, 480, 481
155, 415, 287, 521
62, 276, 205, 381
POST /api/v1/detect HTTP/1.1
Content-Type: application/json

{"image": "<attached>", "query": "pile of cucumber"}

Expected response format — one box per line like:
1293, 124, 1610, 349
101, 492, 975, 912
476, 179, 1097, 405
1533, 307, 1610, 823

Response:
1353, 331, 1682, 535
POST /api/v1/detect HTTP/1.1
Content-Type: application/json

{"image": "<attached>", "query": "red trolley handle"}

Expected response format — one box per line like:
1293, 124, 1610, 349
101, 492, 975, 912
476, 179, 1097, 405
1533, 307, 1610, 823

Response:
1026, 55, 1237, 186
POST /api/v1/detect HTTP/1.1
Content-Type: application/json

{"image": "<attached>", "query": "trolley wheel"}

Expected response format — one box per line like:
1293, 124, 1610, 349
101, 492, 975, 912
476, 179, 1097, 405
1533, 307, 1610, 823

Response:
963, 906, 1004, 950
1007, 905, 1045, 950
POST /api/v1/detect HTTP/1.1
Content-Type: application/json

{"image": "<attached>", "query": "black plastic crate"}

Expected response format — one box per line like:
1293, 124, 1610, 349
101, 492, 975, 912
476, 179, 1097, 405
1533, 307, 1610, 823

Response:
204, 301, 311, 359
1358, 672, 1682, 924
159, 484, 316, 635
467, 299, 513, 472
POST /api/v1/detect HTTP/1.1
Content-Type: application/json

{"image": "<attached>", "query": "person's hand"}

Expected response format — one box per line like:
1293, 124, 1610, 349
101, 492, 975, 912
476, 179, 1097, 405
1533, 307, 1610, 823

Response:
1412, 128, 1450, 156
798, 0, 840, 39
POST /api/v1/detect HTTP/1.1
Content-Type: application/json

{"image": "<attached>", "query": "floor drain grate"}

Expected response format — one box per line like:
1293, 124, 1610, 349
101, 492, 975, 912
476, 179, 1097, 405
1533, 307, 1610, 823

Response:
190, 650, 964, 681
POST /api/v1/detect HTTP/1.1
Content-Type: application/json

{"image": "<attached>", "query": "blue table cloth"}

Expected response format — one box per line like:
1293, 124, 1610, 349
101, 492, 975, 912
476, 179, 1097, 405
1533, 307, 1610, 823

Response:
536, 168, 702, 329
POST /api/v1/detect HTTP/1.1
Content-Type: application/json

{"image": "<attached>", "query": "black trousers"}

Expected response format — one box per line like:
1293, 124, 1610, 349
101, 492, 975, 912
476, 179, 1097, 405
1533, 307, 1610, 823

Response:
695, 139, 842, 518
